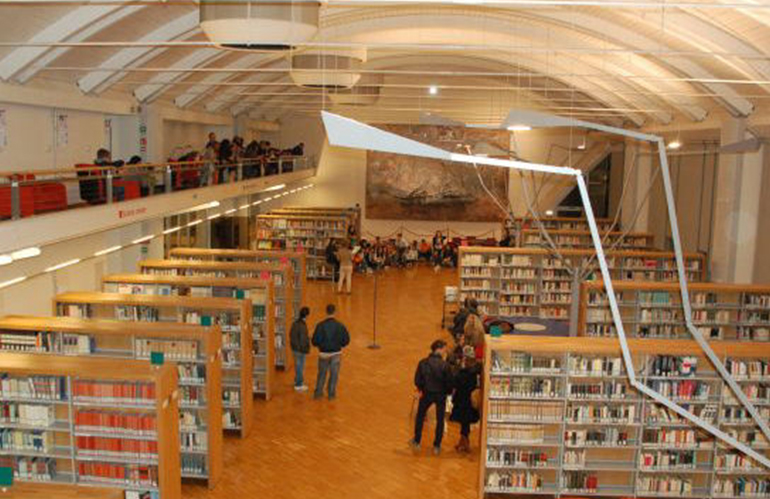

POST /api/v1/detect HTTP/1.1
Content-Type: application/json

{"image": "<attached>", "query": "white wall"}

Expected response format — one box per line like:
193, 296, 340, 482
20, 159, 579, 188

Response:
0, 102, 109, 171
163, 120, 230, 160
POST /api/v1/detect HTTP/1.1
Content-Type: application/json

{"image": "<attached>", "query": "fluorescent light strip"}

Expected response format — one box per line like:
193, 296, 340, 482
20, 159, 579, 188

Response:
262, 183, 286, 192
187, 220, 203, 227
94, 245, 122, 257
163, 226, 182, 235
252, 201, 262, 206
0, 255, 13, 266
0, 276, 27, 289
132, 235, 155, 244
239, 204, 250, 210
11, 247, 41, 260
208, 213, 222, 220
45, 258, 81, 273
263, 197, 273, 202
225, 209, 237, 215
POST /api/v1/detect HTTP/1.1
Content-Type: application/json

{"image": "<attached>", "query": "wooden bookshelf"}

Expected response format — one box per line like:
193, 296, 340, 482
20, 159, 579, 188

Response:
458, 247, 706, 322
1, 481, 124, 498
0, 315, 223, 488
480, 335, 770, 499
255, 213, 349, 279
269, 206, 360, 234
51, 292, 254, 438
0, 351, 180, 499
136, 259, 292, 369
520, 229, 655, 250
514, 216, 615, 232
167, 247, 306, 317
101, 273, 276, 399
579, 281, 770, 342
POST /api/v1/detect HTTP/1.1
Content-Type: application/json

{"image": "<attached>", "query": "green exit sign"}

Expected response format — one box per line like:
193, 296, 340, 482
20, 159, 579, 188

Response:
150, 351, 165, 366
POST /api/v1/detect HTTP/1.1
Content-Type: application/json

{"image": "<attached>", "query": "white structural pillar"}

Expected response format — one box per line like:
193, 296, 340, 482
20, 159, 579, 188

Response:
711, 117, 764, 283
621, 139, 653, 233
139, 104, 165, 164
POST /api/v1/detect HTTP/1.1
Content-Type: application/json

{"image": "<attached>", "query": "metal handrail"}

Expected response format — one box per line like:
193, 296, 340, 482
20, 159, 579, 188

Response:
0, 155, 312, 221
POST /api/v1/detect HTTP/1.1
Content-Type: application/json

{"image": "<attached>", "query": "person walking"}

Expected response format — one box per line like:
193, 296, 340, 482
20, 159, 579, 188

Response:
289, 306, 311, 392
312, 304, 351, 400
450, 346, 482, 453
336, 240, 354, 294
410, 339, 453, 455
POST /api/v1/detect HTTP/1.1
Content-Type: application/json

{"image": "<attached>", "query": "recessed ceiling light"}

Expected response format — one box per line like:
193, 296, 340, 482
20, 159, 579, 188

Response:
507, 125, 531, 132
668, 140, 682, 150
0, 255, 12, 266
428, 85, 438, 95
545, 210, 554, 216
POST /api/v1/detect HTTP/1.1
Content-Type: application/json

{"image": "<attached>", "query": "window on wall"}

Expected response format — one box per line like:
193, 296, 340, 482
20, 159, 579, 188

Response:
558, 155, 612, 219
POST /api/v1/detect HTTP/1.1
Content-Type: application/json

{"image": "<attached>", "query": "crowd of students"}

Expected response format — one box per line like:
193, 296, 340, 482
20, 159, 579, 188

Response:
324, 231, 461, 279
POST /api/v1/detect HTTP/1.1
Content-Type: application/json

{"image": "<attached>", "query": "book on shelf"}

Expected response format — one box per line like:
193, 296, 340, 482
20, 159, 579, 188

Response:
72, 380, 155, 406
0, 375, 67, 401
75, 410, 156, 436
0, 455, 56, 481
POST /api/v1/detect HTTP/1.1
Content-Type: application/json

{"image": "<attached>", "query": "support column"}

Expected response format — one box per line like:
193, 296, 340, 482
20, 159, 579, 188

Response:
710, 118, 764, 283
139, 104, 164, 164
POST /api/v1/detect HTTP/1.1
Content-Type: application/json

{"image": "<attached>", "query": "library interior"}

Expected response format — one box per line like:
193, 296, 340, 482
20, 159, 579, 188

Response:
2, 1, 770, 498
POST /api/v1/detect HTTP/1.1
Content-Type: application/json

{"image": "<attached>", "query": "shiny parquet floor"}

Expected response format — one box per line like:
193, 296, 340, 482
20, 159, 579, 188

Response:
183, 266, 480, 499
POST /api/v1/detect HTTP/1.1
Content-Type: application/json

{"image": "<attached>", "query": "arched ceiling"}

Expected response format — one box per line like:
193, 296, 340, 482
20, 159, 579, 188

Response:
2, 0, 770, 127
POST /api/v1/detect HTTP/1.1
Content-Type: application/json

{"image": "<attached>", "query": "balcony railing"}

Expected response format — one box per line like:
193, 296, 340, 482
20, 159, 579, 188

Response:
0, 155, 313, 221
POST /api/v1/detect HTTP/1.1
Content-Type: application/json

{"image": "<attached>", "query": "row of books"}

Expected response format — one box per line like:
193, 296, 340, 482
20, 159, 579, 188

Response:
75, 435, 158, 461
488, 424, 545, 444
565, 429, 630, 447
568, 356, 624, 377
77, 461, 158, 487
726, 359, 770, 379
640, 450, 697, 470
179, 386, 206, 407
567, 381, 628, 399
180, 431, 206, 453
491, 352, 561, 374
0, 375, 67, 401
486, 470, 543, 491
72, 380, 156, 405
566, 404, 636, 424
645, 379, 712, 400
490, 378, 558, 399
637, 475, 692, 495
0, 402, 55, 427
0, 455, 55, 481
181, 454, 207, 476
135, 338, 199, 361
488, 401, 562, 422
75, 410, 156, 436
487, 448, 551, 467
0, 429, 53, 452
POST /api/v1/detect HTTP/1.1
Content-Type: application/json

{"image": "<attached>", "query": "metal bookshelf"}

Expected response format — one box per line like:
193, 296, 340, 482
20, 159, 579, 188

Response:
520, 229, 655, 250
0, 315, 224, 488
0, 351, 180, 499
480, 335, 770, 499
579, 281, 770, 341
458, 247, 706, 327
51, 292, 254, 438
136, 259, 292, 368
101, 273, 277, 398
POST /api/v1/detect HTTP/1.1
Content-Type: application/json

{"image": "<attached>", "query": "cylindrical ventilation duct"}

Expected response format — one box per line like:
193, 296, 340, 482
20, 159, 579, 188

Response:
328, 73, 383, 106
200, 0, 320, 50
290, 49, 367, 89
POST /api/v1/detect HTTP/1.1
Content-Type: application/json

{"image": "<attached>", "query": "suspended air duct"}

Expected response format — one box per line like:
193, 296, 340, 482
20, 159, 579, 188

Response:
327, 73, 383, 106
199, 0, 320, 51
290, 48, 367, 89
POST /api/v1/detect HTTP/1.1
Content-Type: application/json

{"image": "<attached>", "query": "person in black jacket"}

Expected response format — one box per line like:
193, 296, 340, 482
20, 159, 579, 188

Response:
450, 346, 482, 453
410, 339, 452, 455
312, 304, 351, 400
290, 306, 311, 392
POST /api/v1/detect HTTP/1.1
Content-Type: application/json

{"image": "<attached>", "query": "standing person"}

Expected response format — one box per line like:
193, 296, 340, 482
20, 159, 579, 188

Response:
336, 240, 354, 294
464, 301, 485, 361
450, 346, 482, 453
312, 304, 351, 400
290, 306, 311, 392
410, 339, 452, 455
395, 233, 408, 267
325, 239, 340, 282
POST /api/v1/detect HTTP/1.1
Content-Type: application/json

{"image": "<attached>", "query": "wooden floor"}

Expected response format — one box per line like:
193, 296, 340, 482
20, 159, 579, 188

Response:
183, 266, 480, 499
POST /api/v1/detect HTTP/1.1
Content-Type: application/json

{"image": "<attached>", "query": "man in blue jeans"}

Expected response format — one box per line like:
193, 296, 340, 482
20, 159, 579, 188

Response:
312, 304, 351, 400
289, 306, 311, 392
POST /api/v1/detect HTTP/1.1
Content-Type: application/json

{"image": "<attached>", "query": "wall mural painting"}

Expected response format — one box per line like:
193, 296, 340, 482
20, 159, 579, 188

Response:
366, 124, 509, 222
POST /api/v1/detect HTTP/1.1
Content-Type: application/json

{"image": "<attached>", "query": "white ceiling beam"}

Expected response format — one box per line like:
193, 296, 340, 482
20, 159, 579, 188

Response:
0, 3, 130, 81
133, 48, 225, 103
174, 53, 280, 109
77, 10, 199, 94
15, 5, 146, 83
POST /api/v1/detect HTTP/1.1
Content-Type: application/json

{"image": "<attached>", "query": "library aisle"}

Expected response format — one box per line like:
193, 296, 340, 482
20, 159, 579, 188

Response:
183, 266, 478, 499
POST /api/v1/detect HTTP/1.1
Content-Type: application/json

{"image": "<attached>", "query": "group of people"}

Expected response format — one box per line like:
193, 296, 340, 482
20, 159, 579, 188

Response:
200, 132, 304, 185
410, 298, 486, 455
323, 231, 461, 284
288, 304, 351, 400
